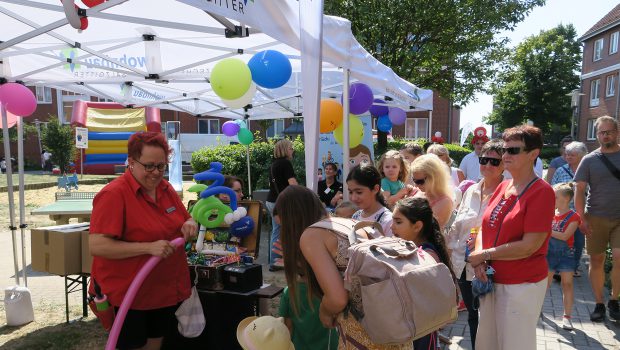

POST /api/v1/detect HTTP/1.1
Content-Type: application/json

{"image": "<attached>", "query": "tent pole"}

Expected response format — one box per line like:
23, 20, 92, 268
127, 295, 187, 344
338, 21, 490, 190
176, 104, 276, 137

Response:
342, 69, 350, 201
428, 110, 433, 140
1, 104, 20, 286
17, 117, 27, 286
246, 145, 252, 199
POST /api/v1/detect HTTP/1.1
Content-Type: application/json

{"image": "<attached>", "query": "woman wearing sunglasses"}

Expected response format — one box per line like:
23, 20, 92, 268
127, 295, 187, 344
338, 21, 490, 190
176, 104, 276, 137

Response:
89, 131, 198, 350
445, 139, 504, 349
409, 154, 454, 229
467, 125, 554, 350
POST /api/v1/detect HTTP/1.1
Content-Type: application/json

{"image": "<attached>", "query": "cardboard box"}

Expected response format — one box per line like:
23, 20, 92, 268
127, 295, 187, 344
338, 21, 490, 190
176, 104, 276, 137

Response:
81, 229, 92, 274
31, 223, 89, 275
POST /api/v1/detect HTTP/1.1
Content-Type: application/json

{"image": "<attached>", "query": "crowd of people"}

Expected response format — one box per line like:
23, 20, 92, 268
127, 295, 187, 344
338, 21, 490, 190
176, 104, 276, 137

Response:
85, 115, 619, 350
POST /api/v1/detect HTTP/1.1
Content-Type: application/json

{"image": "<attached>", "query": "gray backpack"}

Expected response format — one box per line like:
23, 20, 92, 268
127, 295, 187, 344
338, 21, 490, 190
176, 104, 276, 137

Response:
311, 217, 458, 344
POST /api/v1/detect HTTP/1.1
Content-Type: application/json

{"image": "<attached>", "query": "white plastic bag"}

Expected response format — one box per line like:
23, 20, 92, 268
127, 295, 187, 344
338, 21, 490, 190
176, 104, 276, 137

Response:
175, 286, 205, 338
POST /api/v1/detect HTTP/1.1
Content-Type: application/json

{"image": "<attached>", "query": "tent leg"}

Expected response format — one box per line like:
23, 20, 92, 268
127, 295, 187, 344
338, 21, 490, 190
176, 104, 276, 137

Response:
1, 104, 20, 286
17, 117, 28, 287
246, 145, 252, 199
342, 69, 350, 202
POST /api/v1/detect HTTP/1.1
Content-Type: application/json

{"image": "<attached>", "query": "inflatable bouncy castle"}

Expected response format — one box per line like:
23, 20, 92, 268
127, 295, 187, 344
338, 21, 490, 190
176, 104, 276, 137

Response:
71, 101, 161, 174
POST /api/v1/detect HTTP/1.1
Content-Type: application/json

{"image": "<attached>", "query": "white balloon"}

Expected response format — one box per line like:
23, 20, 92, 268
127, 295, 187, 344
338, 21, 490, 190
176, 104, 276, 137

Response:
224, 213, 234, 225
221, 82, 256, 109
233, 211, 242, 221
236, 207, 248, 218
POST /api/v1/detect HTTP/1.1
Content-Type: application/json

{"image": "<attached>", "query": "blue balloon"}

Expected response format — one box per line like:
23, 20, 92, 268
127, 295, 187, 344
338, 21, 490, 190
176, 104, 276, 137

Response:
377, 114, 392, 132
230, 216, 255, 238
248, 50, 292, 89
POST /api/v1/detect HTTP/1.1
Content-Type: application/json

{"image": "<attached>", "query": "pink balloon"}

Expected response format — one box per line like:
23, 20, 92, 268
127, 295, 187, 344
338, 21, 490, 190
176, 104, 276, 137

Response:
0, 83, 37, 117
388, 107, 407, 126
0, 103, 18, 128
106, 237, 185, 350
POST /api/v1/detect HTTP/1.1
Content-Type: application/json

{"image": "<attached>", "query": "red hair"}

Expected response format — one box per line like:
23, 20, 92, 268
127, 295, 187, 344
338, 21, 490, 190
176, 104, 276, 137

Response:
127, 131, 170, 160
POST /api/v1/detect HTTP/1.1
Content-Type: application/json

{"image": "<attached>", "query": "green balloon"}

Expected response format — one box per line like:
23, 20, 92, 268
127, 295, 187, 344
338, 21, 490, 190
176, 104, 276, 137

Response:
210, 58, 252, 100
238, 128, 254, 145
333, 114, 364, 148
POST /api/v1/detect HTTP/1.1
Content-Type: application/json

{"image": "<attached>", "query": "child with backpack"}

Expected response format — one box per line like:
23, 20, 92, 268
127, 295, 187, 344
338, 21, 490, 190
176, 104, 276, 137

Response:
547, 183, 581, 330
377, 150, 415, 207
348, 164, 394, 237
392, 196, 457, 350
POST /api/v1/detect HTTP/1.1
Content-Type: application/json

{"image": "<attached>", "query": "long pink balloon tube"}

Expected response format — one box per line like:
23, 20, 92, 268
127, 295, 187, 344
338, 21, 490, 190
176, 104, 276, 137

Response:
105, 237, 185, 350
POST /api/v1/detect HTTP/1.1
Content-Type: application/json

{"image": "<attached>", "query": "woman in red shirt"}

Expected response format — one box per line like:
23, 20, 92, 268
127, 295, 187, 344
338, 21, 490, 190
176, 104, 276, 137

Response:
467, 125, 554, 350
89, 132, 198, 350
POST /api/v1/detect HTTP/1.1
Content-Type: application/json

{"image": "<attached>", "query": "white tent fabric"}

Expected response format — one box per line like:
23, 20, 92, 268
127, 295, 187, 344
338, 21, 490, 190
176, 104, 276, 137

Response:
0, 0, 434, 186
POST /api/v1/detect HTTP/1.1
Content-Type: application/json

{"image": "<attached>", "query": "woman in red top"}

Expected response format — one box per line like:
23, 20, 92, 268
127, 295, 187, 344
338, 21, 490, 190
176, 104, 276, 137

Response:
89, 132, 198, 350
467, 125, 554, 350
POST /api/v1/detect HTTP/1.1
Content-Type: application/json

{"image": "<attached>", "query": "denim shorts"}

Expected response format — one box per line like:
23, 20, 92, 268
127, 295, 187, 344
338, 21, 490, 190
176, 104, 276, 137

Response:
547, 238, 575, 273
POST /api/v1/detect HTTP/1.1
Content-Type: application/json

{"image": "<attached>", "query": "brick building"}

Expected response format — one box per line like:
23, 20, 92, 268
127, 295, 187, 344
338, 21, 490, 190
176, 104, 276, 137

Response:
578, 4, 620, 149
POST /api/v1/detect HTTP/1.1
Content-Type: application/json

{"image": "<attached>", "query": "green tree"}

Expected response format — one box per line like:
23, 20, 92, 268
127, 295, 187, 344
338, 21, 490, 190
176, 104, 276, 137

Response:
41, 117, 76, 173
324, 0, 545, 105
486, 24, 581, 137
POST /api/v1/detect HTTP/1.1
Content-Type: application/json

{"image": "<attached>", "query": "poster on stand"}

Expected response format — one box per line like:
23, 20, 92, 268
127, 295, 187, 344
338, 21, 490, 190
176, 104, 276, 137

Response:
317, 115, 374, 182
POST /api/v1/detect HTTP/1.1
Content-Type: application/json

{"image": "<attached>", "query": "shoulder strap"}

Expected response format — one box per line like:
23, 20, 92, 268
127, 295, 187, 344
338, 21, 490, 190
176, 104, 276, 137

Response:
560, 164, 574, 178
491, 177, 539, 248
557, 211, 575, 231
597, 152, 620, 181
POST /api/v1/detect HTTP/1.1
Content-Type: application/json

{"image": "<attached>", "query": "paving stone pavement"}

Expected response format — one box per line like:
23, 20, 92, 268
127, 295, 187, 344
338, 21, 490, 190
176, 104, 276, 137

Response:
443, 256, 620, 349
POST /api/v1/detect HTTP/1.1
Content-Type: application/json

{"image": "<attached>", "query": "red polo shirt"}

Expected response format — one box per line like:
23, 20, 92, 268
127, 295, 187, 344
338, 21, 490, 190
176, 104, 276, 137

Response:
90, 170, 191, 309
481, 179, 554, 284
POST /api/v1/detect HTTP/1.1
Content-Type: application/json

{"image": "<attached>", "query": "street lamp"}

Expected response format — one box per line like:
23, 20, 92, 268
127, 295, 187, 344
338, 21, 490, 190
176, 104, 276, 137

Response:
566, 89, 585, 139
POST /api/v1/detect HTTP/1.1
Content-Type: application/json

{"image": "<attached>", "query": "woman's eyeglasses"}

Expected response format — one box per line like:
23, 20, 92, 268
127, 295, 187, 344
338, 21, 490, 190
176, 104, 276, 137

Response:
412, 178, 426, 185
134, 159, 167, 172
501, 147, 527, 155
479, 157, 501, 166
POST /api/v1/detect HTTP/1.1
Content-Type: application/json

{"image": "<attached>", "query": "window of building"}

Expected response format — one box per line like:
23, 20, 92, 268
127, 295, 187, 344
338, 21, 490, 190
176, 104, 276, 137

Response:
611, 32, 619, 55
35, 86, 52, 104
590, 79, 600, 107
266, 119, 285, 138
594, 38, 604, 61
587, 119, 597, 140
606, 75, 616, 97
405, 118, 428, 139
198, 119, 220, 134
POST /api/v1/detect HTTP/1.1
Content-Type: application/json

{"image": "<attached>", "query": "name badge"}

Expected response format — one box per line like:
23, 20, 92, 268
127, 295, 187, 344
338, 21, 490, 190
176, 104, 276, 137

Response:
166, 206, 176, 213
324, 187, 331, 194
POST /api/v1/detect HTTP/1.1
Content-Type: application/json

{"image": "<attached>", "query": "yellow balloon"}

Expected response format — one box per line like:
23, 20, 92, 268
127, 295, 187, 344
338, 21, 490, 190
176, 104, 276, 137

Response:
333, 114, 364, 148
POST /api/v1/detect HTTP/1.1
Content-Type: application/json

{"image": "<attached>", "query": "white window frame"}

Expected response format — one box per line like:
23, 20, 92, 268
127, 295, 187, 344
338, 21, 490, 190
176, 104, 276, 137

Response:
266, 119, 285, 138
610, 32, 619, 55
404, 118, 428, 139
197, 119, 220, 134
606, 75, 616, 97
590, 79, 600, 107
587, 119, 597, 140
35, 86, 52, 104
594, 38, 604, 61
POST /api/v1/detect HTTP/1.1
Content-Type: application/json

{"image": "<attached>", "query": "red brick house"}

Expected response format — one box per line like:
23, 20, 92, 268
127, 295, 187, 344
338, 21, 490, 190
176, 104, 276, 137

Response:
578, 4, 620, 149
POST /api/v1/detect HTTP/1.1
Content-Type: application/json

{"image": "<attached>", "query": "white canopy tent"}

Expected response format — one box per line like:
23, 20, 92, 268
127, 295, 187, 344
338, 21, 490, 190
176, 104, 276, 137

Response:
0, 0, 433, 181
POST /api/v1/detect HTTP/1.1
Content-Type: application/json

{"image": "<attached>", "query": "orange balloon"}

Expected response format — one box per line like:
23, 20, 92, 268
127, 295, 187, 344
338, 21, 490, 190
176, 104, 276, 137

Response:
319, 99, 343, 133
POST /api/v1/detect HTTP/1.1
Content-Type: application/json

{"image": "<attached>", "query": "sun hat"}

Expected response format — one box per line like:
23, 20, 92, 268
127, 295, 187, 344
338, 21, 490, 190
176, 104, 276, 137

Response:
237, 316, 295, 350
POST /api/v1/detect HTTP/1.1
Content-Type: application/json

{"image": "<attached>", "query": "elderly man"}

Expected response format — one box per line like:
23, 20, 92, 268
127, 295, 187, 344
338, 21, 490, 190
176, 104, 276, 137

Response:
575, 116, 620, 322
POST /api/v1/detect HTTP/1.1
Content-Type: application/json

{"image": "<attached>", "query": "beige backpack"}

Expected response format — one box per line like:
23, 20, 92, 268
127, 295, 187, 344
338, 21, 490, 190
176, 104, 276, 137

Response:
311, 217, 457, 345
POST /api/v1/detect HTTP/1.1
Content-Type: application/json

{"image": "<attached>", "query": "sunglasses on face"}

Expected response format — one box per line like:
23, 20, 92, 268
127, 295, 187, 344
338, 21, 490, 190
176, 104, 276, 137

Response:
479, 157, 501, 166
412, 178, 426, 185
501, 147, 527, 155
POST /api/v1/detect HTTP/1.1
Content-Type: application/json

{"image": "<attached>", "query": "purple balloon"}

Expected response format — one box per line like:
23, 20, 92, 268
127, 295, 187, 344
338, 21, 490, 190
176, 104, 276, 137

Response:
388, 107, 407, 126
369, 99, 389, 117
342, 82, 374, 115
222, 120, 240, 136
0, 83, 37, 117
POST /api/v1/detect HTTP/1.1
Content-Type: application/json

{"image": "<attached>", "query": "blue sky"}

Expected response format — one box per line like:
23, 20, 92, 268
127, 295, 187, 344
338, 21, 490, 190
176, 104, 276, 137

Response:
460, 0, 619, 131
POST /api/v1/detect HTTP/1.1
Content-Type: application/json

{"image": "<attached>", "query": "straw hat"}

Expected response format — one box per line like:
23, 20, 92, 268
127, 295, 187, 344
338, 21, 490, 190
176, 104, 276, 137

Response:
237, 316, 295, 350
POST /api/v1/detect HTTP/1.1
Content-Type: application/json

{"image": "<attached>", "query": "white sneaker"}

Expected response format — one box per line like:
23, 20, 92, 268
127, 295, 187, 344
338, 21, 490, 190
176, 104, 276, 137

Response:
562, 316, 574, 330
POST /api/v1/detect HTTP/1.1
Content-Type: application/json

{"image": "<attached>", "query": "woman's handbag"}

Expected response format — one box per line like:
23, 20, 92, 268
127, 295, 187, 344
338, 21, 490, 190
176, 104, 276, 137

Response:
175, 285, 206, 338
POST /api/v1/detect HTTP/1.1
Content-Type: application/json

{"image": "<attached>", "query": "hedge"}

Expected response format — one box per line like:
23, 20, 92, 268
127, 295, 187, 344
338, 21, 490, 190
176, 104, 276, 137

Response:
375, 138, 473, 167
191, 137, 474, 193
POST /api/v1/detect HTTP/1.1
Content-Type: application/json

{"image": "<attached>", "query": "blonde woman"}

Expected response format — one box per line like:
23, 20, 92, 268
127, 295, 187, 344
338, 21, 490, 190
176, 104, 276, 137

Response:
410, 154, 455, 228
427, 143, 465, 186
266, 139, 298, 271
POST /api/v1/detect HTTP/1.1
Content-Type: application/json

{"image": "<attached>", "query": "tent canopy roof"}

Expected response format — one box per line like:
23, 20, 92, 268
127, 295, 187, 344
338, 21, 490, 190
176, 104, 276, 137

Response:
0, 0, 433, 120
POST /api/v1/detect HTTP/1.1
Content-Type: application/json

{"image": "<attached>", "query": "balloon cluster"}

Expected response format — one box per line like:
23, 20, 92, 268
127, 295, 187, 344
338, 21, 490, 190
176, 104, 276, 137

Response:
210, 50, 292, 146
0, 83, 37, 128
370, 99, 407, 133
319, 82, 374, 148
188, 162, 255, 238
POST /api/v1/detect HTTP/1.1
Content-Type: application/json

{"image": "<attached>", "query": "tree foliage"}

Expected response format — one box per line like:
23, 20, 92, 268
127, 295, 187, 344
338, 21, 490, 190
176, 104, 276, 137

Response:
324, 0, 545, 105
486, 24, 581, 137
41, 117, 76, 173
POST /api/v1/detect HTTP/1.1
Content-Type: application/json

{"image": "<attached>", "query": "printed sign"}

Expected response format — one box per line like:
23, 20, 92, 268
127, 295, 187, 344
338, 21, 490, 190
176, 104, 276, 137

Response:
75, 127, 88, 149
